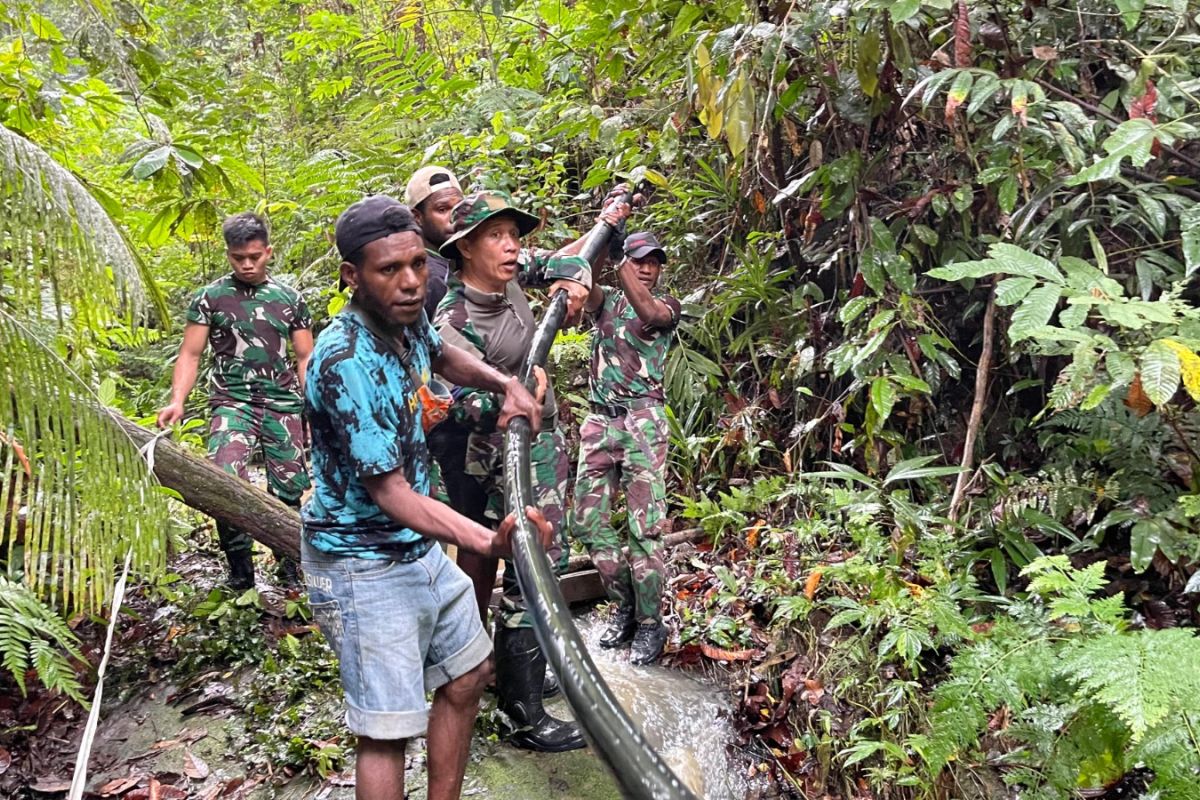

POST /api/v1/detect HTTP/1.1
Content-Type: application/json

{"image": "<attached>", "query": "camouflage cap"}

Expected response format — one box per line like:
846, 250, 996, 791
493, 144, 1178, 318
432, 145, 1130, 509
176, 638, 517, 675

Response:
623, 231, 667, 264
439, 191, 540, 260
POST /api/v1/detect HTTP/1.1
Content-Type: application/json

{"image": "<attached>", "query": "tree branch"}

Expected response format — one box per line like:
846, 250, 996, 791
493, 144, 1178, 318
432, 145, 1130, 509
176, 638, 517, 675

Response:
949, 290, 996, 522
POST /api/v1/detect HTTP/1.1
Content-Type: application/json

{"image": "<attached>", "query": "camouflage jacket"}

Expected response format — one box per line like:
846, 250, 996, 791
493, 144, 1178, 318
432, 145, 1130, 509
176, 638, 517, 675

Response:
187, 274, 312, 413
588, 286, 681, 407
434, 250, 590, 433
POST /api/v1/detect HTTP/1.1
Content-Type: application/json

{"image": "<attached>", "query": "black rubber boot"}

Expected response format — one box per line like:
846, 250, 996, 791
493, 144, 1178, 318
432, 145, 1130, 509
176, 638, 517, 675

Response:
630, 621, 668, 666
543, 667, 561, 700
495, 627, 586, 752
226, 550, 255, 591
599, 603, 637, 649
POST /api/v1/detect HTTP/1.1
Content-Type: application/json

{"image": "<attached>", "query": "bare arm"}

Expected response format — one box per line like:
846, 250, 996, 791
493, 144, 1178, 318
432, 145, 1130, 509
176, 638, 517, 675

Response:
617, 261, 675, 329
432, 342, 543, 432
156, 323, 209, 427
291, 328, 314, 393
362, 471, 553, 557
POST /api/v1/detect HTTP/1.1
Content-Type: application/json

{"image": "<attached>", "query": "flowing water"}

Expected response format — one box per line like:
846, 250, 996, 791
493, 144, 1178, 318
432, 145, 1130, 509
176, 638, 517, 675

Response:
568, 614, 752, 800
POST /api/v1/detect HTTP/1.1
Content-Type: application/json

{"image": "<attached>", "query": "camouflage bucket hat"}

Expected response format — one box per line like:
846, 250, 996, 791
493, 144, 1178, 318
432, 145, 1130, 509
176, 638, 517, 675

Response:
439, 191, 540, 260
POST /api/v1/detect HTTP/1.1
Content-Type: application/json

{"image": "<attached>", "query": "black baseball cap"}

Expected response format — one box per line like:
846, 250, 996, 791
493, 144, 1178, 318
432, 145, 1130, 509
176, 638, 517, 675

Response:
623, 231, 666, 264
335, 195, 421, 261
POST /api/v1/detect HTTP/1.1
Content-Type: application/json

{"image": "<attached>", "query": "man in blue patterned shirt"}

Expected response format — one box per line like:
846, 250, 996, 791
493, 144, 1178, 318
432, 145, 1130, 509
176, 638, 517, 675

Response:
302, 196, 549, 800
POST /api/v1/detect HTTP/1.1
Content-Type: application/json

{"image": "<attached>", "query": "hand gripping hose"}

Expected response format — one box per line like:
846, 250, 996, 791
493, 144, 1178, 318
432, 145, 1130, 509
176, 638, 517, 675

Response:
500, 207, 698, 800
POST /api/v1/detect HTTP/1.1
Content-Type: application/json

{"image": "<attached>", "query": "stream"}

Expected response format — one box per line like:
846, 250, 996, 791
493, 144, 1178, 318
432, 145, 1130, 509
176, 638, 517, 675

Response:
84, 609, 754, 800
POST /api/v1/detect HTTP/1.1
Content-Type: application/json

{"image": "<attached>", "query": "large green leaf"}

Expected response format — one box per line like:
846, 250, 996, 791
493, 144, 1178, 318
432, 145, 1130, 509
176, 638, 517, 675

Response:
1140, 340, 1181, 406
1008, 285, 1062, 342
1066, 119, 1158, 185
994, 276, 1037, 306
870, 377, 897, 423
130, 145, 173, 180
1182, 204, 1200, 278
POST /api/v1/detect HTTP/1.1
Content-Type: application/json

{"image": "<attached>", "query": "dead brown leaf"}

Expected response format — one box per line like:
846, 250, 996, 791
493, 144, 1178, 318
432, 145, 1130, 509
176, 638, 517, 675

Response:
96, 775, 142, 796
30, 779, 73, 793
801, 678, 825, 706
1032, 45, 1057, 61
1126, 373, 1154, 417
803, 568, 824, 600
183, 750, 210, 780
699, 643, 759, 662
0, 746, 10, 775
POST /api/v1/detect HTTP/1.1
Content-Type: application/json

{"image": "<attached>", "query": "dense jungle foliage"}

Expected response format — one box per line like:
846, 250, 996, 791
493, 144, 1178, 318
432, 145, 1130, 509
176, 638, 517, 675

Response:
3, 0, 1200, 797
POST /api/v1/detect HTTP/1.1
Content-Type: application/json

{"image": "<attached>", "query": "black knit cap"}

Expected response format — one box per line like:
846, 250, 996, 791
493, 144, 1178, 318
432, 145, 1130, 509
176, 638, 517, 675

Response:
335, 195, 422, 261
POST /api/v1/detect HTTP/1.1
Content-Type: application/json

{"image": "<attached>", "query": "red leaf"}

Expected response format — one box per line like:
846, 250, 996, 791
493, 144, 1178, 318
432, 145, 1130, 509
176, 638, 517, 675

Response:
1129, 80, 1158, 121
954, 1, 972, 67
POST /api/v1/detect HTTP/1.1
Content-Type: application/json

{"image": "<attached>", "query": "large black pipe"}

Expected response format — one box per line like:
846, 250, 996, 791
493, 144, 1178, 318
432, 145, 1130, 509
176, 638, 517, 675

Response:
501, 208, 698, 800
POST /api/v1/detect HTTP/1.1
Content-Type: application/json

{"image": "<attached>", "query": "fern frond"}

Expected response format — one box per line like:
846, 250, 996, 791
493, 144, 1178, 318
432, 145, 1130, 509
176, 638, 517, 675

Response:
0, 126, 168, 326
0, 577, 88, 701
1062, 629, 1200, 743
0, 314, 169, 612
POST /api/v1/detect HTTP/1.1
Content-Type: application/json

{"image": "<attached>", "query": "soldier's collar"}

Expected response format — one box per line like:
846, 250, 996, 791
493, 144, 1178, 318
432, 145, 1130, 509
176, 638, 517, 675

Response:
459, 278, 515, 307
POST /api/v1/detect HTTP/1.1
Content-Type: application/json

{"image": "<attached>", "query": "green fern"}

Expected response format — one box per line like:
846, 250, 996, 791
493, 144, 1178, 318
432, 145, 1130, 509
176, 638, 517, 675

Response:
0, 577, 86, 704
1061, 629, 1200, 743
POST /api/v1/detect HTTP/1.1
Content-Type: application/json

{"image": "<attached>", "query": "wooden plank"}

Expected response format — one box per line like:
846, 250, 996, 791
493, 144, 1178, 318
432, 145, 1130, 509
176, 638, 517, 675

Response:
491, 568, 606, 607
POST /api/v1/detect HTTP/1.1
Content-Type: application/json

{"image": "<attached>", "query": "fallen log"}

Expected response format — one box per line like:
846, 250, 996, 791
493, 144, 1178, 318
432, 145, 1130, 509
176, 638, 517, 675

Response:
110, 412, 302, 559
111, 411, 708, 575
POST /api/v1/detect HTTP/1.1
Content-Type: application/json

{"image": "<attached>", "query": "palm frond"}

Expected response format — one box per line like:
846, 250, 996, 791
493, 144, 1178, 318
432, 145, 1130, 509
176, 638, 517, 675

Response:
0, 126, 168, 327
0, 311, 169, 613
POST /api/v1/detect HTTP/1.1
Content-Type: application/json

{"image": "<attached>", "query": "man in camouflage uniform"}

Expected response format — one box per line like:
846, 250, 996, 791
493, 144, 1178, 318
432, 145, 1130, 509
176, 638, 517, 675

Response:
435, 191, 612, 753
158, 212, 312, 589
574, 231, 681, 665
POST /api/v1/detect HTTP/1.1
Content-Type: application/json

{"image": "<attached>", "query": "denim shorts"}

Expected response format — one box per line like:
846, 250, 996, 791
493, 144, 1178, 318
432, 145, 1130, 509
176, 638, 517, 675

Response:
301, 538, 492, 740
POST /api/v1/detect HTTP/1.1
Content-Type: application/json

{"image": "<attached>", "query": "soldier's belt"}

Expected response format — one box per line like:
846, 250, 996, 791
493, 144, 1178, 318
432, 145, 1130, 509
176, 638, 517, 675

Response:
589, 399, 663, 418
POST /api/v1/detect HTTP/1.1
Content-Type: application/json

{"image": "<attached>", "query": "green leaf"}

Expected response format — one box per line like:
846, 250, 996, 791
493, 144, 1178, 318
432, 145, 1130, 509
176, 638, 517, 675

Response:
987, 243, 1063, 283
966, 73, 1002, 117
1008, 285, 1062, 342
857, 30, 881, 98
131, 146, 172, 180
98, 377, 116, 406
28, 13, 64, 41
1114, 0, 1146, 30
884, 455, 964, 485
870, 377, 897, 422
839, 296, 871, 324
724, 71, 754, 159
994, 276, 1036, 306
670, 4, 704, 38
1140, 340, 1181, 406
890, 0, 922, 22
1181, 204, 1200, 277
1067, 119, 1159, 185
998, 176, 1018, 215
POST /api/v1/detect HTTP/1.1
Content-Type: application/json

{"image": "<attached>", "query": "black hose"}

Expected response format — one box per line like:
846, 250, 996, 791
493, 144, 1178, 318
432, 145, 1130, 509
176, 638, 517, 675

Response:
500, 206, 698, 800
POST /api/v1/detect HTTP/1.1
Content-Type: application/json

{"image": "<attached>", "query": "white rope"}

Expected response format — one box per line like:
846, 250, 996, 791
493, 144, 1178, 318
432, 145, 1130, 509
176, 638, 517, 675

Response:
67, 548, 133, 800
68, 424, 167, 798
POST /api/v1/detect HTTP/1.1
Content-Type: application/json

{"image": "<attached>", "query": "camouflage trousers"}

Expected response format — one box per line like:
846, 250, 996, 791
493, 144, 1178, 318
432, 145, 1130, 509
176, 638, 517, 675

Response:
463, 423, 570, 629
208, 403, 309, 555
572, 406, 669, 623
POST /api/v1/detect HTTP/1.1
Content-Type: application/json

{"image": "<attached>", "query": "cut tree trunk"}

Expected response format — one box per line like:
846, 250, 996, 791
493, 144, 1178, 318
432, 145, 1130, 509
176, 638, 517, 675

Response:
111, 413, 706, 574
110, 412, 302, 558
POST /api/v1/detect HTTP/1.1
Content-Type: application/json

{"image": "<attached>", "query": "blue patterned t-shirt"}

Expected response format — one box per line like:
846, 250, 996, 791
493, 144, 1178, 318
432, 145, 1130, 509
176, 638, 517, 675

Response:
302, 306, 442, 557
